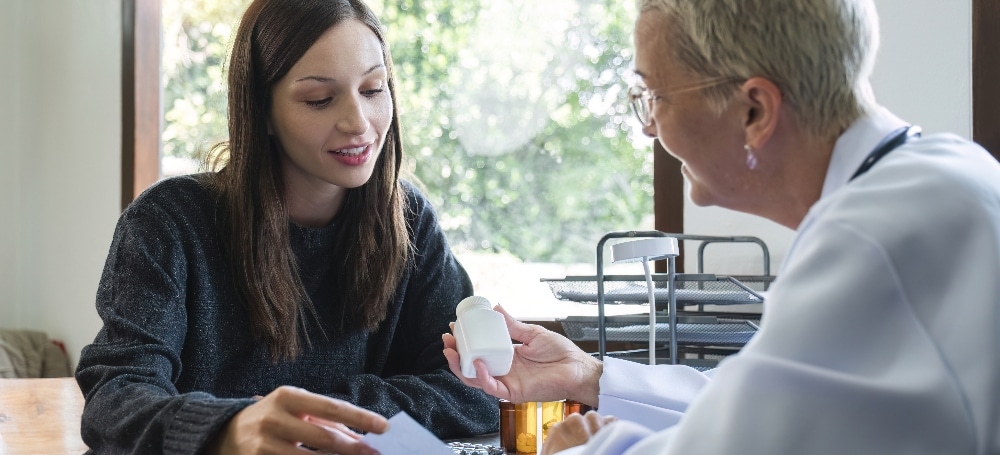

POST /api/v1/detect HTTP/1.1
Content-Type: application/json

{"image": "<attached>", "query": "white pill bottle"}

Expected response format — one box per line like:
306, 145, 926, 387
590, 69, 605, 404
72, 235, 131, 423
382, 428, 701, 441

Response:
453, 296, 514, 378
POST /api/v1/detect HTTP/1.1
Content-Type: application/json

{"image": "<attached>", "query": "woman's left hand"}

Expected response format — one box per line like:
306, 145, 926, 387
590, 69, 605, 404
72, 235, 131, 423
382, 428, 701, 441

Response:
207, 386, 387, 455
540, 411, 616, 455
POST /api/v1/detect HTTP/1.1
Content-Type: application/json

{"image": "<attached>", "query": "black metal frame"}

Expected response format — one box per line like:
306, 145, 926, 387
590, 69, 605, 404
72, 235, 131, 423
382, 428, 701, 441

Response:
594, 231, 771, 363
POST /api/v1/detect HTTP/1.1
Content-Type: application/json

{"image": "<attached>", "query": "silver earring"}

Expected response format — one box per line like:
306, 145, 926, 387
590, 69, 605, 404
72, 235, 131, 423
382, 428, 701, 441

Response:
745, 144, 758, 170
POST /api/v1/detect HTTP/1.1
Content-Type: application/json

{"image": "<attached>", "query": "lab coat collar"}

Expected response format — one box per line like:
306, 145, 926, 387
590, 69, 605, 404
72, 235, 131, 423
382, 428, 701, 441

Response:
819, 107, 909, 200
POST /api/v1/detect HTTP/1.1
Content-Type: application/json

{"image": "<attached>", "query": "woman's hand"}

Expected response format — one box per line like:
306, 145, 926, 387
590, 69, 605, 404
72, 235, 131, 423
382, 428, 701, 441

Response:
442, 305, 603, 407
208, 386, 388, 455
541, 411, 616, 455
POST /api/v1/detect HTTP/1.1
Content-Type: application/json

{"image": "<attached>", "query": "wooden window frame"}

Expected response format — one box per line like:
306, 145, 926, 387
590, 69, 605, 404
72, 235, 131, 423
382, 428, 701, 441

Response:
973, 0, 1000, 161
121, 0, 161, 211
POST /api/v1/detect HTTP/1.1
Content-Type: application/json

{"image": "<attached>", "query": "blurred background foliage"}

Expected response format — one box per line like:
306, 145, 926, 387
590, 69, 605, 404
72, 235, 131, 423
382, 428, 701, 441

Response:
162, 0, 653, 265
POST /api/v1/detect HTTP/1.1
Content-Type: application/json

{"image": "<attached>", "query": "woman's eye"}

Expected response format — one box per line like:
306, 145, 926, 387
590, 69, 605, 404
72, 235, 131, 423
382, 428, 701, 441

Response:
361, 86, 386, 98
305, 97, 332, 108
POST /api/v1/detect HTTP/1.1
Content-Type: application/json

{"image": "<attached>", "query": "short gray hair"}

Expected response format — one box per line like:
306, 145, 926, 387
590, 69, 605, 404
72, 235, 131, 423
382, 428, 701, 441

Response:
637, 0, 880, 141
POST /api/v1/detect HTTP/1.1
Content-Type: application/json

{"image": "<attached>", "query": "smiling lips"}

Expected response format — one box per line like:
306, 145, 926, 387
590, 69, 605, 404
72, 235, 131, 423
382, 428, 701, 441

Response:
329, 144, 372, 166
332, 145, 367, 156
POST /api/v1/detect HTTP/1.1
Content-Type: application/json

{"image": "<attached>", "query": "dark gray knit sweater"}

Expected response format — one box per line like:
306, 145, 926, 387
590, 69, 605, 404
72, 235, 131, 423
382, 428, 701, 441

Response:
75, 174, 498, 454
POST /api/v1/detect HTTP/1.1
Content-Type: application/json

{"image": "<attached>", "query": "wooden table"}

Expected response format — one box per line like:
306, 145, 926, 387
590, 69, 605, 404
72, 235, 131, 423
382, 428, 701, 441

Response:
0, 378, 502, 454
0, 377, 88, 454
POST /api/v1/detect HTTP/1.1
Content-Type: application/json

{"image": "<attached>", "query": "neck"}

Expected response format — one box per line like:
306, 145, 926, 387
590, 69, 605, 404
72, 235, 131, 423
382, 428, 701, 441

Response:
282, 177, 346, 229
286, 184, 345, 227
746, 120, 837, 230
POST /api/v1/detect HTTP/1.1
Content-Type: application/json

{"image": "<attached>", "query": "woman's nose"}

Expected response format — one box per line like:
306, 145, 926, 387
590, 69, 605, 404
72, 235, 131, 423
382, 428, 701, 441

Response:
336, 96, 370, 135
641, 120, 657, 138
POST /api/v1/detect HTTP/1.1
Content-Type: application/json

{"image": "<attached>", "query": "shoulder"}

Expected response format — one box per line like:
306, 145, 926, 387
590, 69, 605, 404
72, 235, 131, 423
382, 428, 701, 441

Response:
120, 173, 218, 231
397, 179, 454, 251
805, 134, 1000, 261
836, 134, 1000, 221
399, 179, 442, 228
127, 173, 216, 212
399, 179, 434, 213
889, 133, 1000, 187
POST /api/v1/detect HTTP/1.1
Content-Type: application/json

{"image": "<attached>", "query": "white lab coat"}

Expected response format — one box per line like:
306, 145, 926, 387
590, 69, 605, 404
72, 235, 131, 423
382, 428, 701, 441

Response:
562, 108, 1000, 454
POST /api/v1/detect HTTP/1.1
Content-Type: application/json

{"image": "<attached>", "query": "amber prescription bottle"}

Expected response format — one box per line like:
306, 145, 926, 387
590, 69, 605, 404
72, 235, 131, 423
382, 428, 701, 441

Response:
498, 400, 565, 454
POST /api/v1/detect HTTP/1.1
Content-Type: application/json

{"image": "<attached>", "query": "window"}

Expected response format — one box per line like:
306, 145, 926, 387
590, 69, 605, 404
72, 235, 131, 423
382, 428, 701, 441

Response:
160, 0, 244, 177
154, 0, 666, 319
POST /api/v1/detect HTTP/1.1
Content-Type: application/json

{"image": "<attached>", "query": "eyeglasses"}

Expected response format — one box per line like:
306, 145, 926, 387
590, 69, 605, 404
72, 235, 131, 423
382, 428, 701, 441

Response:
627, 77, 740, 126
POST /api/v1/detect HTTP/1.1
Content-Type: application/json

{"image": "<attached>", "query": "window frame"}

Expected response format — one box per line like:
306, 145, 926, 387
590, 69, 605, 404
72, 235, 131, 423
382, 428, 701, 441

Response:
973, 0, 1000, 161
121, 0, 161, 211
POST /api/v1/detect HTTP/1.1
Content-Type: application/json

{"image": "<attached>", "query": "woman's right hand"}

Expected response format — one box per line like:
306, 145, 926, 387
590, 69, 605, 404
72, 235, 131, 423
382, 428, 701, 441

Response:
208, 386, 388, 455
442, 305, 603, 407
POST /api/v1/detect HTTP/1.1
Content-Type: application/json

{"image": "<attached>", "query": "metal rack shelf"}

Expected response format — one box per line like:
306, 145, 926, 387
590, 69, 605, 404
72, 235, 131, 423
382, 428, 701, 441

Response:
543, 231, 774, 367
559, 314, 758, 346
543, 273, 772, 307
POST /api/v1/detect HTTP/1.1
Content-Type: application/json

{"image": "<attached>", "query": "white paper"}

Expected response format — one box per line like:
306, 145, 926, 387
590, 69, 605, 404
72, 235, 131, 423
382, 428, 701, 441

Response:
361, 411, 454, 455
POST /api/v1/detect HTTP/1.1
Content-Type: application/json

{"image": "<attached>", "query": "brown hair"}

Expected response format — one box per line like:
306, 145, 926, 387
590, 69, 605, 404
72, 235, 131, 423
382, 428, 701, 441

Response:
208, 0, 410, 361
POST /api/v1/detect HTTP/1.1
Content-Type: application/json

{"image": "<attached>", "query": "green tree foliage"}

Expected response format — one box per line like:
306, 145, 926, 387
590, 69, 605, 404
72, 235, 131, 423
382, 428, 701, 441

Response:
163, 0, 653, 264
162, 0, 248, 163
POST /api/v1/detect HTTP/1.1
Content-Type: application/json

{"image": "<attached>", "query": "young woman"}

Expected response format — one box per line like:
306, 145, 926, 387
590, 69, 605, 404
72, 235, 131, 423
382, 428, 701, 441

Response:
76, 1, 497, 453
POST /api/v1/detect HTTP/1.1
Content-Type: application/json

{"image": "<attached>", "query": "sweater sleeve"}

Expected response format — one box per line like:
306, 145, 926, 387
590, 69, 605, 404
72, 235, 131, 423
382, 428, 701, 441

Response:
75, 193, 253, 455
316, 184, 499, 439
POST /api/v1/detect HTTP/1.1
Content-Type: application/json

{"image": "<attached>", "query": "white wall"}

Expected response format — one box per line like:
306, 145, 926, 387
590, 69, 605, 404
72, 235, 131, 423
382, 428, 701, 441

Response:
874, 0, 972, 138
0, 1, 23, 328
686, 0, 973, 275
0, 0, 121, 367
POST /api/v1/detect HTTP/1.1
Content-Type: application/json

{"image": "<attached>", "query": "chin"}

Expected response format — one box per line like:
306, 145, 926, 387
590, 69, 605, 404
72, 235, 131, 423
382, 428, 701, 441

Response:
688, 192, 729, 210
686, 192, 715, 207
335, 176, 375, 190
684, 180, 718, 207
331, 167, 379, 189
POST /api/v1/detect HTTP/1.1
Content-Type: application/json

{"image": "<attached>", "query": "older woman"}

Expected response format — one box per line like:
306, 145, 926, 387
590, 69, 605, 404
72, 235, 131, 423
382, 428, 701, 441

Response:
443, 0, 1000, 453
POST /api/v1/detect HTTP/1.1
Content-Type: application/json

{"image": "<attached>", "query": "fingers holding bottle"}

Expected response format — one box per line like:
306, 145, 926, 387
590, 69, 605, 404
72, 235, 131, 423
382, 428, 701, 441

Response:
445, 313, 603, 409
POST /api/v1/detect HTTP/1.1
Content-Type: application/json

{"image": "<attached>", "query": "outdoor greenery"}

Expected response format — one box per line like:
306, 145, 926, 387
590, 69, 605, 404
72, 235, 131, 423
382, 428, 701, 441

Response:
163, 0, 653, 264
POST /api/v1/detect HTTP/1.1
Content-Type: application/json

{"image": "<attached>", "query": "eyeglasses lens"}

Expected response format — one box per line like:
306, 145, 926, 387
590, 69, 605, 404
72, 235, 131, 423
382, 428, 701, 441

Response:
628, 85, 650, 125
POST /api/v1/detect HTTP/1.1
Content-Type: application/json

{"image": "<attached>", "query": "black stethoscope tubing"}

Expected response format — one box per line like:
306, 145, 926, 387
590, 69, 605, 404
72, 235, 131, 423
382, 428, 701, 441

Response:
849, 125, 923, 182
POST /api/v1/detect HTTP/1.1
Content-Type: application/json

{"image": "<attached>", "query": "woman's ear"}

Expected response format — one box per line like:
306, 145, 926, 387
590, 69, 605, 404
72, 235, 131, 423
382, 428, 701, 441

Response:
739, 77, 782, 149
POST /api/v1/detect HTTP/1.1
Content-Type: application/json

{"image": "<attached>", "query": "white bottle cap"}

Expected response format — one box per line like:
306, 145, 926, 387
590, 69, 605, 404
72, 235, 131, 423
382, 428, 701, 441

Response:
456, 295, 493, 317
